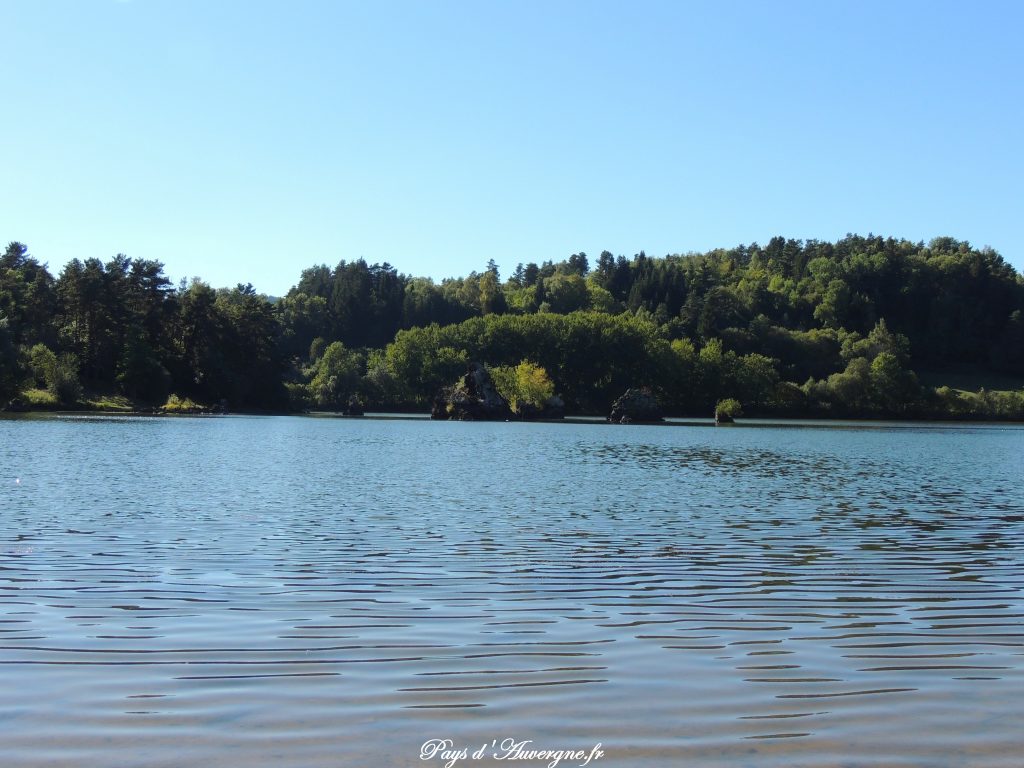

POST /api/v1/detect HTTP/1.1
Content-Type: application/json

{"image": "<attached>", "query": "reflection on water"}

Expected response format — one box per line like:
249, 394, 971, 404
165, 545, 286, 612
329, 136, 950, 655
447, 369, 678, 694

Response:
1, 415, 1022, 767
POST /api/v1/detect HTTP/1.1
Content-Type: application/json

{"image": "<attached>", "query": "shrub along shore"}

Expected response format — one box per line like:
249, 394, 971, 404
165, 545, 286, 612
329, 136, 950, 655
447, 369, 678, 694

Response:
2, 235, 1023, 420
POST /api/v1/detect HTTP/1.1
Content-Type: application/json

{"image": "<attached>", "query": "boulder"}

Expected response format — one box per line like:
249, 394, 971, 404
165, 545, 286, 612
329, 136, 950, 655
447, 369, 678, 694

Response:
431, 362, 513, 421
516, 393, 566, 421
714, 398, 741, 424
608, 388, 663, 424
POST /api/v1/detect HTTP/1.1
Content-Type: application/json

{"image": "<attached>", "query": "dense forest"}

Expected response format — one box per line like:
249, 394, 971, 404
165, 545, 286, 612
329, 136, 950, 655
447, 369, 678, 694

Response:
2, 235, 1023, 419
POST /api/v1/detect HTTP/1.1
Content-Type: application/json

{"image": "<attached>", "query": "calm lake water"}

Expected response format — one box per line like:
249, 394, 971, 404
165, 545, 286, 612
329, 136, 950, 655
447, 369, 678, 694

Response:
1, 415, 1022, 767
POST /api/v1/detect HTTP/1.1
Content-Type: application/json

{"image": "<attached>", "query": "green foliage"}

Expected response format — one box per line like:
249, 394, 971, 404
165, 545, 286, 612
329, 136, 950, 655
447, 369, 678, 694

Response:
117, 329, 171, 402
812, 279, 850, 328
162, 394, 203, 412
308, 336, 328, 362
716, 398, 743, 418
542, 274, 589, 314
869, 351, 921, 413
49, 353, 83, 404
587, 283, 617, 313
292, 259, 408, 348
0, 316, 23, 403
27, 343, 57, 388
516, 362, 557, 415
56, 254, 173, 391
488, 366, 516, 408
933, 386, 969, 417
662, 338, 699, 408
478, 269, 506, 315
490, 360, 555, 414
841, 319, 911, 365
824, 357, 872, 411
383, 312, 670, 412
929, 387, 1023, 420
733, 353, 780, 409
85, 393, 134, 412
308, 341, 363, 410
26, 342, 85, 405
284, 381, 311, 412
214, 284, 288, 409
1, 242, 57, 349
21, 387, 57, 407
698, 286, 746, 338
276, 293, 328, 361
2, 234, 1023, 418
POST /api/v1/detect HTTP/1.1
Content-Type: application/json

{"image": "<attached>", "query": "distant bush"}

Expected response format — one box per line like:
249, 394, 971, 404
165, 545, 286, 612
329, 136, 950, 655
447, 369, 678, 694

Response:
285, 382, 311, 411
22, 388, 57, 407
50, 354, 83, 405
308, 341, 363, 410
24, 344, 81, 404
716, 398, 743, 419
27, 343, 58, 388
162, 394, 203, 413
490, 360, 555, 414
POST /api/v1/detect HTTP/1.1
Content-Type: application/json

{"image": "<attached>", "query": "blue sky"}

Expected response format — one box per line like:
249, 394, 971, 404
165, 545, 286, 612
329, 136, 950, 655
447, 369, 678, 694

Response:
3, 0, 1022, 294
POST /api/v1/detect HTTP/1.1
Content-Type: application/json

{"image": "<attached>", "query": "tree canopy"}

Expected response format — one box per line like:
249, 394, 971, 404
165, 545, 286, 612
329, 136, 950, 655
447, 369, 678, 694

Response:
1, 235, 1022, 418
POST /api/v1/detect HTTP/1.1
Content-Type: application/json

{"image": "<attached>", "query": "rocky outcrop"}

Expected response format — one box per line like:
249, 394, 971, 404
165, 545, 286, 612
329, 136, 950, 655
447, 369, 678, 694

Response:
714, 398, 741, 425
516, 394, 565, 421
608, 388, 663, 424
431, 362, 513, 421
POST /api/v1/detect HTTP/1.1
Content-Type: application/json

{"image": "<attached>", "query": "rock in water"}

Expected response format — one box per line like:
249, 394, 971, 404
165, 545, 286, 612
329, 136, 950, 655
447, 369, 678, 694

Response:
431, 362, 513, 421
515, 393, 566, 421
608, 388, 664, 424
714, 409, 734, 424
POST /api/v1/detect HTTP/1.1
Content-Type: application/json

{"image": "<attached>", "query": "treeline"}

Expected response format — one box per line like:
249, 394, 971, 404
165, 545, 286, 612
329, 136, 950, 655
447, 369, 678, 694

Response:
1, 235, 1023, 418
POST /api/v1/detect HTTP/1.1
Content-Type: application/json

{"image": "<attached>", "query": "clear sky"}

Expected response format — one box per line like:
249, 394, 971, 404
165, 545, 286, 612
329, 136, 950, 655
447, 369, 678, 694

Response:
3, 0, 1022, 295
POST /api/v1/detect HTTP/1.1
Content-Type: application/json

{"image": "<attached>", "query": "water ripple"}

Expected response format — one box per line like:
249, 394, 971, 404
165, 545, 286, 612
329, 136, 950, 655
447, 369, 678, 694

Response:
1, 415, 1022, 767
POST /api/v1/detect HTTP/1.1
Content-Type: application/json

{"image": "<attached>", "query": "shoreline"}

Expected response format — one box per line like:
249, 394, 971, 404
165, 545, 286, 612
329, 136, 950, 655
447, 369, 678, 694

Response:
4, 408, 1022, 427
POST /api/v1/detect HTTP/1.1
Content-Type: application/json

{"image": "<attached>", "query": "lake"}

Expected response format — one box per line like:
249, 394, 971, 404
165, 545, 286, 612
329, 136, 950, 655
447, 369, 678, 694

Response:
1, 415, 1022, 767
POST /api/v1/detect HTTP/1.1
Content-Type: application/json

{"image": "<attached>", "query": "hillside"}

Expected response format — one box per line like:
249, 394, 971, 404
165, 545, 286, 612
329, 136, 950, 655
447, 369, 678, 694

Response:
2, 235, 1023, 418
